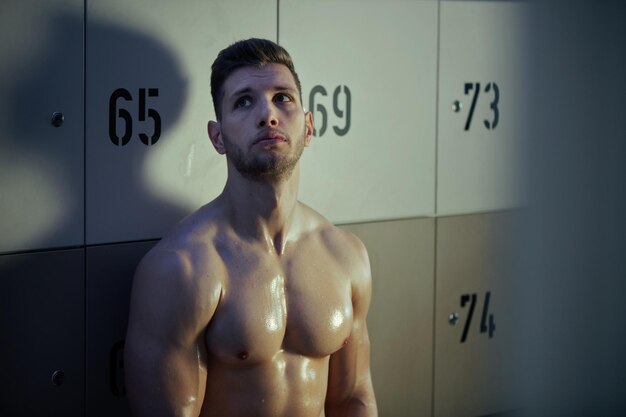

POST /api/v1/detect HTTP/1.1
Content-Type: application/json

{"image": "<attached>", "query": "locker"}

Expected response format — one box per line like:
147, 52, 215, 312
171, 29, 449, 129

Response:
86, 0, 277, 245
86, 240, 157, 417
0, 0, 84, 254
340, 218, 435, 417
0, 249, 85, 416
280, 0, 438, 224
433, 211, 522, 417
437, 1, 530, 215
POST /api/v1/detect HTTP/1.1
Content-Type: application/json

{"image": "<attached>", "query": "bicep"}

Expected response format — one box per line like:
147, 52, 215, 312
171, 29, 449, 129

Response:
326, 240, 377, 413
326, 316, 373, 398
124, 250, 210, 417
125, 326, 207, 417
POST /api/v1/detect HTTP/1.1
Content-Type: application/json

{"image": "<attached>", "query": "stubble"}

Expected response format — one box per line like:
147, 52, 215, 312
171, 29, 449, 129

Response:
223, 129, 306, 182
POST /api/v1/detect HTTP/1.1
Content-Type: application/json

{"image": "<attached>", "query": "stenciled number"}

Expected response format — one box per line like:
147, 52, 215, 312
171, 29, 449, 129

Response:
483, 82, 499, 130
308, 84, 351, 137
463, 82, 500, 131
332, 85, 351, 136
464, 82, 481, 131
309, 86, 328, 137
459, 291, 495, 343
109, 88, 133, 146
460, 293, 477, 343
138, 88, 162, 145
109, 340, 126, 396
109, 88, 162, 146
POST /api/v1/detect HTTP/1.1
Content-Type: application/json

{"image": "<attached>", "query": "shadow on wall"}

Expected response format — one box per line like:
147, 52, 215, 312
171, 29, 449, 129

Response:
0, 3, 189, 252
85, 4, 191, 245
0, 3, 84, 253
1, 4, 189, 416
518, 1, 626, 416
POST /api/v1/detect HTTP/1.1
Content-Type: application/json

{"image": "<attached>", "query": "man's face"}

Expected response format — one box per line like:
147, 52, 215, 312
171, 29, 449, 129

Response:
209, 63, 313, 181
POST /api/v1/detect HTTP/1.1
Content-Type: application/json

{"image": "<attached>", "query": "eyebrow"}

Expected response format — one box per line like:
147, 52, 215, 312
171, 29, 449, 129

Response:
230, 87, 252, 99
229, 85, 297, 100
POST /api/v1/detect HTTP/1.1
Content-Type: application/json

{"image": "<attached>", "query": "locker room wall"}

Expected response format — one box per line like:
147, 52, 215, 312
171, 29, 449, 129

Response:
1, 1, 532, 416
519, 2, 626, 416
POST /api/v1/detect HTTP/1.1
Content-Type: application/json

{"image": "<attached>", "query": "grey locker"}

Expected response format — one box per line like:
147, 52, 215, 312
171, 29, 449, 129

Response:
86, 240, 157, 417
433, 212, 522, 417
280, 0, 438, 224
0, 249, 85, 416
340, 218, 435, 417
0, 0, 84, 254
86, 0, 277, 245
437, 1, 530, 216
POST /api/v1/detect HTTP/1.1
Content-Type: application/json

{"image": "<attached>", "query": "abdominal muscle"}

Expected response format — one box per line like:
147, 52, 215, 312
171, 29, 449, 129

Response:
200, 350, 330, 417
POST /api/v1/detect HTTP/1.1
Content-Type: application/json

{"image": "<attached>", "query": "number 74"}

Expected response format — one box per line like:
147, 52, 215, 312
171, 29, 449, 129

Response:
459, 291, 496, 343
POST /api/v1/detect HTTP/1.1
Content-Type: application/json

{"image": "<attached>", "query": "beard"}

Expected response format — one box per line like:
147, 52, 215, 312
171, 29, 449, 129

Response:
222, 129, 306, 182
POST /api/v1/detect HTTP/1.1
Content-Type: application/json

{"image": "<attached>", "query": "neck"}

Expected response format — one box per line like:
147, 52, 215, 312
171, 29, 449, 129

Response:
220, 163, 301, 255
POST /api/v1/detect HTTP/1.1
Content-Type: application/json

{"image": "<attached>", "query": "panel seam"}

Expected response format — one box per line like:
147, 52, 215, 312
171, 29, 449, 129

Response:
276, 0, 280, 44
431, 2, 442, 416
83, 1, 88, 414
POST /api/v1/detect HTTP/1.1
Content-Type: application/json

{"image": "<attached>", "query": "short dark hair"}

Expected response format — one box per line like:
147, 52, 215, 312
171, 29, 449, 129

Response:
210, 38, 302, 120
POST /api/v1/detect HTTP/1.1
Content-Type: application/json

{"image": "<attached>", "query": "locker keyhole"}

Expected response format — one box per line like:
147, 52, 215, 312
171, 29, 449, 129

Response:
51, 369, 65, 386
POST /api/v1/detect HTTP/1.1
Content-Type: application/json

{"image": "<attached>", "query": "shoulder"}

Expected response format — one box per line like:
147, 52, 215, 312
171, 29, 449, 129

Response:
132, 244, 221, 328
297, 205, 374, 322
129, 204, 225, 334
298, 203, 372, 288
139, 236, 216, 293
144, 199, 228, 280
322, 226, 371, 278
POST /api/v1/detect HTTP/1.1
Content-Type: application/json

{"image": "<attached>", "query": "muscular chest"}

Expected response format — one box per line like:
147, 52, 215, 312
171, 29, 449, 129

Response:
205, 248, 353, 363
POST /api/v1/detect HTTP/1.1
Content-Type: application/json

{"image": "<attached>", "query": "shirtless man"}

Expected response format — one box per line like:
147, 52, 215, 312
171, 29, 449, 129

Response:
124, 38, 377, 417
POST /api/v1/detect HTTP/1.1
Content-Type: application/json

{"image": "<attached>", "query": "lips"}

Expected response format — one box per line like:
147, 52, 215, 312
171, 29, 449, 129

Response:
254, 130, 288, 145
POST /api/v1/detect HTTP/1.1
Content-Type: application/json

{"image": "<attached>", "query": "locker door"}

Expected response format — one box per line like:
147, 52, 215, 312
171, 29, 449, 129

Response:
86, 240, 157, 417
341, 218, 435, 417
86, 0, 277, 245
433, 212, 521, 417
437, 1, 530, 215
280, 0, 438, 224
0, 249, 85, 416
0, 0, 84, 254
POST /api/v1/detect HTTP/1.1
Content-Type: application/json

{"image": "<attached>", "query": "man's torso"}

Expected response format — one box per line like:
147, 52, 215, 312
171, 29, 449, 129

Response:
157, 202, 359, 417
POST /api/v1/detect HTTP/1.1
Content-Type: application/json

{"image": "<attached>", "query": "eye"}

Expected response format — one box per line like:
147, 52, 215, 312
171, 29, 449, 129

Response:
274, 93, 293, 103
234, 96, 252, 109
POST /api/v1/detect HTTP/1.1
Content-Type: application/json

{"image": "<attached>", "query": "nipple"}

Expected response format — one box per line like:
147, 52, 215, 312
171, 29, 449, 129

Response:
343, 338, 349, 346
238, 351, 249, 360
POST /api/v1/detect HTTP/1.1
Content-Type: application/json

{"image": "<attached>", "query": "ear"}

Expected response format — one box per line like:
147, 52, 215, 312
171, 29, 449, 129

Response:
304, 111, 313, 147
208, 120, 226, 154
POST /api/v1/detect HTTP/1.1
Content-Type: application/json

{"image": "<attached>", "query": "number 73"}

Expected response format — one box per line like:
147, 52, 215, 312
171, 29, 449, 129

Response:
463, 82, 500, 131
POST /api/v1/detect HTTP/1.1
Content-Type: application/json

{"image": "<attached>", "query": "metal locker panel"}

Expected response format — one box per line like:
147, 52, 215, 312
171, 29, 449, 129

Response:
433, 212, 522, 417
85, 240, 157, 416
0, 0, 84, 254
86, 0, 277, 245
0, 249, 85, 416
437, 1, 530, 216
340, 218, 435, 417
280, 0, 438, 224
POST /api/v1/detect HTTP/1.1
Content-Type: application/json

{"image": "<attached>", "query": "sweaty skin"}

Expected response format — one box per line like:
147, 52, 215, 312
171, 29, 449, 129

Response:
125, 64, 377, 417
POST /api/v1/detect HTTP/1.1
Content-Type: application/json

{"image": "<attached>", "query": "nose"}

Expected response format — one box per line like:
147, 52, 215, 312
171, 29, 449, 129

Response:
257, 99, 279, 128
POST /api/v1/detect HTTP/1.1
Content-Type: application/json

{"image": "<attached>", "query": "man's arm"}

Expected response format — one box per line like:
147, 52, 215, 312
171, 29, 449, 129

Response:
125, 247, 219, 417
325, 234, 378, 417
